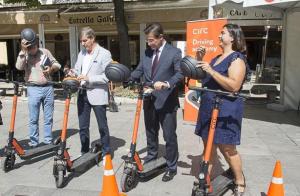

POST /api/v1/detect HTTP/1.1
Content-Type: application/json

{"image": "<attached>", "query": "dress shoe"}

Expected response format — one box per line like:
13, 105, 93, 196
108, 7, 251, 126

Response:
162, 170, 177, 182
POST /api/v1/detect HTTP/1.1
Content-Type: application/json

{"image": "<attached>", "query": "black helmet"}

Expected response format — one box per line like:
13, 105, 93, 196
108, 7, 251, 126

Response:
180, 56, 206, 80
105, 61, 131, 82
20, 28, 37, 47
62, 77, 80, 94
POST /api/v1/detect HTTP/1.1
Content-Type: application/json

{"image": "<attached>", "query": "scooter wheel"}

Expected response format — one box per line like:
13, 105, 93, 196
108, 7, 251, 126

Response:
191, 188, 206, 196
120, 172, 138, 192
91, 143, 102, 153
1, 154, 15, 172
55, 168, 65, 188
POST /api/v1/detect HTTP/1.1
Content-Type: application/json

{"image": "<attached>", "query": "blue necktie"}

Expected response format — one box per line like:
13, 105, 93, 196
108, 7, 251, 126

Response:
151, 49, 160, 78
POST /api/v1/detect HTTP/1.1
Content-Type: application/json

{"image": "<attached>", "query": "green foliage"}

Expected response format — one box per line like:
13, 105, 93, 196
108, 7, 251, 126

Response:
113, 86, 138, 99
4, 0, 41, 7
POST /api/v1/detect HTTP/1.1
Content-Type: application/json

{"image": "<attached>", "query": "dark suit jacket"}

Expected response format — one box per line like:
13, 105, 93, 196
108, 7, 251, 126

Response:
131, 43, 183, 111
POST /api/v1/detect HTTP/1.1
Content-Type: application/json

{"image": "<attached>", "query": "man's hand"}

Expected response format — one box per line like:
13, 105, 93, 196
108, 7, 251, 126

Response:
42, 66, 52, 75
153, 81, 169, 90
21, 39, 29, 53
64, 69, 77, 77
77, 75, 89, 81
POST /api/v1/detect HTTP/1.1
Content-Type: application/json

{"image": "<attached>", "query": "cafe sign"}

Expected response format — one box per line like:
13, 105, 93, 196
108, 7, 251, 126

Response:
67, 14, 115, 24
216, 1, 283, 19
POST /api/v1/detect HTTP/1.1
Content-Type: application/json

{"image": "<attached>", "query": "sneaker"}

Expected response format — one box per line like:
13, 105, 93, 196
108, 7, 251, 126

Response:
28, 142, 38, 148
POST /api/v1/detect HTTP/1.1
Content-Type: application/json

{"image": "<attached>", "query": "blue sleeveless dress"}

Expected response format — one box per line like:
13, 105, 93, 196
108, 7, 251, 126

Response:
194, 51, 247, 145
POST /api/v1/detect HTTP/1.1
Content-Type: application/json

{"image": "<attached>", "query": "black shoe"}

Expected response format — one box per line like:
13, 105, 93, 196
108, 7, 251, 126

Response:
162, 170, 177, 182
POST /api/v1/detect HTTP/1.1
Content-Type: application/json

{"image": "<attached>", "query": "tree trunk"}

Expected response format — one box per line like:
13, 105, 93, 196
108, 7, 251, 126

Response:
113, 0, 131, 68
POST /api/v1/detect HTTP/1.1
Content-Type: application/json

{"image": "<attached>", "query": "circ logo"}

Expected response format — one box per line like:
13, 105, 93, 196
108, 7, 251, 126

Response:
265, 0, 274, 2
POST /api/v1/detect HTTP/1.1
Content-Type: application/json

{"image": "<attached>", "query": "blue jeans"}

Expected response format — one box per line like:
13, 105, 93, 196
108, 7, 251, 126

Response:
27, 86, 54, 146
77, 90, 110, 155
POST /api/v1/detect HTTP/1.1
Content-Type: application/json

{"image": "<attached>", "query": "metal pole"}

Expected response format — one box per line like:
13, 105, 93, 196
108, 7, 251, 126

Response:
208, 0, 215, 19
69, 25, 79, 68
139, 23, 146, 61
38, 23, 45, 48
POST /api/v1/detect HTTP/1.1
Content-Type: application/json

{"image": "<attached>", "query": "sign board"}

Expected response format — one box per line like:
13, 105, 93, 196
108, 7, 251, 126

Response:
0, 42, 8, 65
184, 18, 227, 122
218, 1, 283, 20
243, 0, 300, 7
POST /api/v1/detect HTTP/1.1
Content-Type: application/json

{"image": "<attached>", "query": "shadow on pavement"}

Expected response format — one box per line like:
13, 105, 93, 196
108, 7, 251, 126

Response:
119, 144, 167, 183
0, 129, 79, 170
121, 144, 166, 162
60, 135, 126, 188
178, 154, 226, 179
244, 102, 300, 126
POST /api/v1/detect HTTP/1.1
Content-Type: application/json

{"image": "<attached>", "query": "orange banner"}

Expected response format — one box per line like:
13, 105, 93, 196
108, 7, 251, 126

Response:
183, 18, 227, 122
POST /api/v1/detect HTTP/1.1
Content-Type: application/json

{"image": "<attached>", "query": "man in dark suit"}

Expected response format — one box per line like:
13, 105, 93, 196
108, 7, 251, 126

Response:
131, 23, 183, 182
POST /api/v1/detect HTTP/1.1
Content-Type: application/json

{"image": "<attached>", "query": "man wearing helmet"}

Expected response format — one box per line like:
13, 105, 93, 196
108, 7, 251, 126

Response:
16, 28, 61, 147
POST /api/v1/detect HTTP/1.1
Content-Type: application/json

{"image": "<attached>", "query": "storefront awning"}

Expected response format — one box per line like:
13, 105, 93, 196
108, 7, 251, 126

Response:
0, 9, 58, 24
243, 0, 300, 8
211, 0, 300, 8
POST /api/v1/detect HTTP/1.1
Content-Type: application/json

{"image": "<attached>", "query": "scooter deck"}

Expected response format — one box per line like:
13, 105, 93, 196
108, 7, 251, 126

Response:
71, 151, 101, 171
138, 157, 167, 178
208, 169, 234, 196
21, 144, 59, 160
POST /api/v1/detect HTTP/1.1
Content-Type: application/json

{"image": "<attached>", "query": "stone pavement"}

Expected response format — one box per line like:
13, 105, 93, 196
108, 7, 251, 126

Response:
0, 96, 300, 196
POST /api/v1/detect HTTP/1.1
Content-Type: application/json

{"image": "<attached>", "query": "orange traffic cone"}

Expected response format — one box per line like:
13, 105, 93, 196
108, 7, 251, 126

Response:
267, 160, 285, 196
99, 154, 127, 196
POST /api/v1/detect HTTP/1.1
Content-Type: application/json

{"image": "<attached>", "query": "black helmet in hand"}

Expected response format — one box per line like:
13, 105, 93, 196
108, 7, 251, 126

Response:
20, 28, 37, 48
105, 61, 131, 82
180, 56, 206, 80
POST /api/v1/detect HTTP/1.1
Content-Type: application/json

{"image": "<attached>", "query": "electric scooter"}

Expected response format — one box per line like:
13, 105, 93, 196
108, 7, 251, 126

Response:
53, 77, 102, 188
120, 82, 167, 192
0, 80, 61, 172
189, 86, 248, 196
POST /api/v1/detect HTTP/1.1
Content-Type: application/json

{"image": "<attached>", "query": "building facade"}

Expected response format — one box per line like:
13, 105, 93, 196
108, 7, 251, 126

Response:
0, 0, 208, 80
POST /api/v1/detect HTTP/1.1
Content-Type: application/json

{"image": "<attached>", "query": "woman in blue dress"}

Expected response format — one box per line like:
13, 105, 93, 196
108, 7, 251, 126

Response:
195, 24, 248, 196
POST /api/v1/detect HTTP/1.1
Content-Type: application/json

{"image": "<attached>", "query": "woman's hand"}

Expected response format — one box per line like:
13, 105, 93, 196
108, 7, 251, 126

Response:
197, 61, 215, 76
196, 47, 206, 61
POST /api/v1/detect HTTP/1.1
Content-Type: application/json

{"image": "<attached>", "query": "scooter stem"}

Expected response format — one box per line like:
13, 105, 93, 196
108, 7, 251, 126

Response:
9, 83, 19, 133
61, 93, 71, 142
131, 98, 142, 145
203, 98, 220, 162
9, 95, 17, 133
203, 109, 219, 162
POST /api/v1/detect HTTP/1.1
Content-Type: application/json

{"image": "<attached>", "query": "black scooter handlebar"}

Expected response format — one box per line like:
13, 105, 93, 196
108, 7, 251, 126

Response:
188, 86, 250, 99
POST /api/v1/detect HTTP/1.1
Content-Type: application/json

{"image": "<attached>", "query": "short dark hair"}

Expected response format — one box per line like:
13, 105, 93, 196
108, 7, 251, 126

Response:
224, 24, 247, 54
144, 23, 164, 38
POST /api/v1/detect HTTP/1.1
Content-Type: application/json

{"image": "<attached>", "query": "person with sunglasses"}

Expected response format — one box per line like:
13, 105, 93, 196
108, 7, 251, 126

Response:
130, 23, 183, 182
